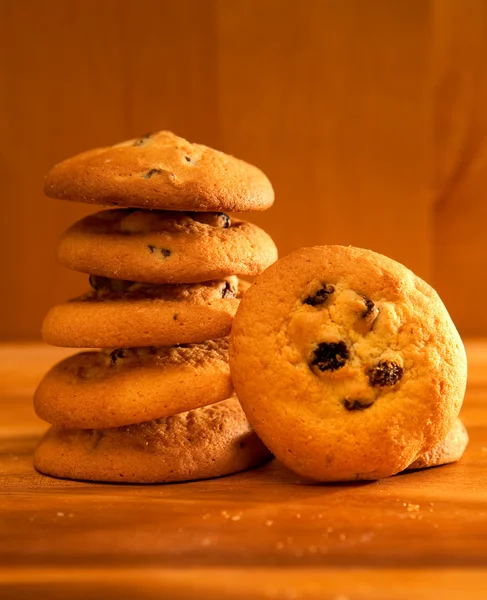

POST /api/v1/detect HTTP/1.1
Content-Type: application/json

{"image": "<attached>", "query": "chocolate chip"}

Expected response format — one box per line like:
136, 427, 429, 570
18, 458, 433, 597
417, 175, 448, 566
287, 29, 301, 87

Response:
148, 244, 156, 253
160, 248, 171, 258
173, 314, 178, 320
343, 398, 374, 411
184, 156, 194, 163
221, 281, 236, 298
110, 349, 125, 364
142, 168, 163, 179
310, 341, 349, 373
133, 133, 152, 147
304, 284, 335, 306
362, 296, 375, 317
367, 361, 403, 387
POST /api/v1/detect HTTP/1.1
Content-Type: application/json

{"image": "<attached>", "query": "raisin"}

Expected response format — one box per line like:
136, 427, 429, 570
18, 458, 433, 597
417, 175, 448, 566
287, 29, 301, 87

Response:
362, 296, 375, 317
110, 349, 125, 364
147, 245, 171, 257
133, 133, 152, 147
217, 212, 231, 228
367, 361, 403, 387
310, 341, 349, 373
221, 281, 236, 298
343, 398, 374, 411
142, 168, 163, 179
303, 284, 335, 306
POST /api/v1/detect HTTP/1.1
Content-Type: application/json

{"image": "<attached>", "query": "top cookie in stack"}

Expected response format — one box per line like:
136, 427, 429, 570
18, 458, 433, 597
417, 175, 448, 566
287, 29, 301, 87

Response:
34, 131, 276, 484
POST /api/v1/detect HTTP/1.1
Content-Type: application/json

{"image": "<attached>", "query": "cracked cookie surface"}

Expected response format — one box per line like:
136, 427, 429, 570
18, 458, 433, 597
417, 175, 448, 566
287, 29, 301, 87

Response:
35, 338, 232, 428
34, 397, 272, 483
57, 209, 277, 283
230, 245, 467, 481
42, 276, 250, 348
44, 130, 274, 212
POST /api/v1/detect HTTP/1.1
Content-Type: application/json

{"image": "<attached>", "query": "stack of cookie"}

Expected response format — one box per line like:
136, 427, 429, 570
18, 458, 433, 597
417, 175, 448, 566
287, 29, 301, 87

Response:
34, 131, 276, 483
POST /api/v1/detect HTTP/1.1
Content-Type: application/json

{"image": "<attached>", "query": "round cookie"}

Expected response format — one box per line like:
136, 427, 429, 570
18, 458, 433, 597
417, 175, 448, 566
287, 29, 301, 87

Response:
34, 338, 232, 429
42, 276, 249, 348
57, 209, 278, 284
44, 130, 274, 212
230, 245, 467, 482
406, 418, 468, 471
34, 398, 272, 483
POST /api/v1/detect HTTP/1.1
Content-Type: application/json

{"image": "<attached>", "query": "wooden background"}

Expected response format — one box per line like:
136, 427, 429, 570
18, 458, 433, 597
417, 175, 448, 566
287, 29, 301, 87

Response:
0, 0, 486, 340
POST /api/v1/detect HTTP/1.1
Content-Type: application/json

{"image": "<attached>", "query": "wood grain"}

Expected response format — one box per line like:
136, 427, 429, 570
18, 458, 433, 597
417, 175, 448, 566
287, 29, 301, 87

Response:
0, 342, 486, 598
1, 0, 487, 338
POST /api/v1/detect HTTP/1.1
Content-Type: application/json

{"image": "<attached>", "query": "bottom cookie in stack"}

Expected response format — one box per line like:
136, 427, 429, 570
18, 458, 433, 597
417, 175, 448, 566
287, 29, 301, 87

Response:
34, 397, 270, 484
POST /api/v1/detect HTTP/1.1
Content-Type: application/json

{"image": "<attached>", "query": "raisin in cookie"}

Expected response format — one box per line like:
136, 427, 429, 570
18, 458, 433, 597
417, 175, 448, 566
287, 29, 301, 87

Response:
406, 418, 468, 471
230, 245, 467, 482
44, 130, 274, 212
34, 338, 232, 429
34, 397, 271, 483
57, 209, 277, 284
42, 276, 249, 348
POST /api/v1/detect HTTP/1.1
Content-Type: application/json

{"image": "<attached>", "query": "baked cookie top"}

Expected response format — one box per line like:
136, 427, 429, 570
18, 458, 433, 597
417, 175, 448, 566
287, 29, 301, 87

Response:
44, 130, 274, 212
230, 245, 467, 481
57, 209, 277, 283
42, 276, 248, 348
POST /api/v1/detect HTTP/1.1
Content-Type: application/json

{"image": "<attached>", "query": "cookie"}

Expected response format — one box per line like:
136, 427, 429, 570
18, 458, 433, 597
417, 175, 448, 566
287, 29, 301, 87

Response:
406, 418, 468, 471
42, 276, 249, 348
230, 245, 467, 482
57, 209, 278, 284
44, 130, 274, 212
34, 397, 272, 483
34, 338, 232, 429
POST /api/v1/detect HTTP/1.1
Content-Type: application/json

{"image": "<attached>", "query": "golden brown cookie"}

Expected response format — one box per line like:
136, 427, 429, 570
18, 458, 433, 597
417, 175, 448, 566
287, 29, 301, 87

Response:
34, 398, 272, 483
34, 339, 232, 429
57, 209, 278, 284
44, 130, 274, 212
406, 418, 468, 471
230, 245, 467, 482
42, 276, 247, 348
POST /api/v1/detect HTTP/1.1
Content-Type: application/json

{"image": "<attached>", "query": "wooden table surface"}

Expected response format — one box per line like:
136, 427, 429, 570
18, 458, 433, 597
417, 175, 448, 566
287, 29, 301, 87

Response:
1, 342, 487, 599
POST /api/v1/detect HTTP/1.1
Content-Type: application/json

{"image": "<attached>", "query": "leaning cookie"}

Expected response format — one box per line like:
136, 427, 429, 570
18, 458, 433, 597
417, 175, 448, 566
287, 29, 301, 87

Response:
42, 276, 249, 348
44, 130, 274, 212
34, 398, 272, 483
34, 339, 232, 429
230, 245, 467, 482
57, 209, 277, 284
406, 418, 468, 471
